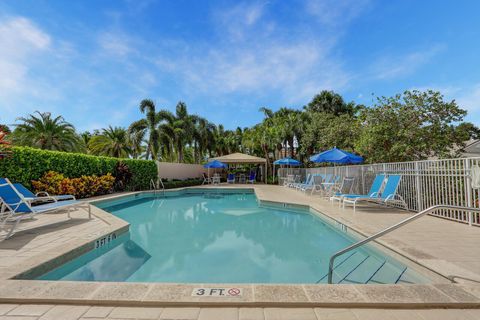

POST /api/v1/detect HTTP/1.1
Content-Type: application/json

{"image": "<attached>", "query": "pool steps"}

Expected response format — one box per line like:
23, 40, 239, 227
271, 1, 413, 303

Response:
317, 250, 420, 284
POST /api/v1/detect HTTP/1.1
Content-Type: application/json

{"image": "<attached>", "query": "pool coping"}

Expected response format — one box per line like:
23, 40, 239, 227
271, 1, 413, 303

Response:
1, 186, 479, 309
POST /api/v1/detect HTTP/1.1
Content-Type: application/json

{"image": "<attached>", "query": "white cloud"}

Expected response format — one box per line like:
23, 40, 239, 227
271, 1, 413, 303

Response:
0, 17, 51, 101
456, 84, 480, 118
215, 2, 269, 41
372, 45, 445, 80
306, 0, 371, 26
97, 31, 134, 57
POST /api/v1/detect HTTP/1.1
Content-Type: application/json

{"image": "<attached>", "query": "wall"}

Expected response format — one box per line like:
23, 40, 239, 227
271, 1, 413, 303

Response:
157, 162, 207, 180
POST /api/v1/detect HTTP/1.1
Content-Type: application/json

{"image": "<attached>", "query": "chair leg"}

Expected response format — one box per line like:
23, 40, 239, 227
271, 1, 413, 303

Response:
5, 218, 21, 239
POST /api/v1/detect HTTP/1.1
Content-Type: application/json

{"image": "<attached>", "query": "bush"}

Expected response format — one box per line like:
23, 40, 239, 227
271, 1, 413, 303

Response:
32, 171, 115, 199
0, 146, 157, 191
163, 178, 203, 189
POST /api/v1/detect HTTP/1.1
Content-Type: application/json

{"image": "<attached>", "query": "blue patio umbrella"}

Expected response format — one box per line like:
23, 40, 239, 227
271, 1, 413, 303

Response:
273, 157, 301, 166
203, 160, 227, 168
273, 158, 302, 183
310, 147, 364, 164
204, 160, 227, 183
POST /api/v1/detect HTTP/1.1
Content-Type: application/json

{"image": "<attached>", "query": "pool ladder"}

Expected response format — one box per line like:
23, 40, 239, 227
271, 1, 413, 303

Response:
150, 178, 165, 197
327, 205, 480, 284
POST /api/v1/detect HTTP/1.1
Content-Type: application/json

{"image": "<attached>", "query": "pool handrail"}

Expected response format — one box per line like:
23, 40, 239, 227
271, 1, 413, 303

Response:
327, 205, 480, 284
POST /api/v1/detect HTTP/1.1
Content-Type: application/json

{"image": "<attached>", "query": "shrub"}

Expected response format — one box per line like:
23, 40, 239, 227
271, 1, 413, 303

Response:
32, 171, 115, 199
163, 179, 203, 189
0, 146, 157, 191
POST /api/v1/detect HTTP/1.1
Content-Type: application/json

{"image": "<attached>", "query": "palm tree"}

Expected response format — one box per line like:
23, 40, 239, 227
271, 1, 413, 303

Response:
192, 117, 215, 163
129, 99, 160, 160
12, 111, 81, 152
88, 126, 131, 158
158, 102, 197, 163
128, 129, 146, 159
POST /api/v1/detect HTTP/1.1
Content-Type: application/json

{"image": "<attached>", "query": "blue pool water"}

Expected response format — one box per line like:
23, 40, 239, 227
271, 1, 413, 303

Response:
38, 190, 429, 284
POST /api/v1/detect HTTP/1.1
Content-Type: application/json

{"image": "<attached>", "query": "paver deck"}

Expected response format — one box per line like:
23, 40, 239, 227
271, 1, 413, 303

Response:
0, 304, 479, 320
0, 184, 479, 312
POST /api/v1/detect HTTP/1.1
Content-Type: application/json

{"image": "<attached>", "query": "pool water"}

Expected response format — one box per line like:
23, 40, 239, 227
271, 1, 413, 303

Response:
38, 190, 429, 284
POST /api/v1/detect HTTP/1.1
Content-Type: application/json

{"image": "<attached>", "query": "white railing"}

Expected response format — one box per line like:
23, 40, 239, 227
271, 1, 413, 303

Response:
278, 157, 480, 227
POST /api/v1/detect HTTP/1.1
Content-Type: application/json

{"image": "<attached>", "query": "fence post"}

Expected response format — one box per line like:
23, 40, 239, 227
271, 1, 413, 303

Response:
415, 161, 423, 212
465, 159, 473, 226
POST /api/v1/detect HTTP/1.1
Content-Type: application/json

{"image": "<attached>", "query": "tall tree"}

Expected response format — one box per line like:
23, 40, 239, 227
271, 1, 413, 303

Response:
129, 99, 160, 160
12, 111, 81, 152
88, 126, 132, 158
305, 90, 356, 115
355, 90, 470, 162
157, 101, 197, 163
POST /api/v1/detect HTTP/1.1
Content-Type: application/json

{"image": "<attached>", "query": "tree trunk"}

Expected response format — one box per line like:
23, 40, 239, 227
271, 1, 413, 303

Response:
289, 138, 295, 158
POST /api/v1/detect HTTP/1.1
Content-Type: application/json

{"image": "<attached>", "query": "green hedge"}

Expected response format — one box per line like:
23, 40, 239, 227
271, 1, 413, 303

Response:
0, 146, 157, 191
163, 179, 204, 189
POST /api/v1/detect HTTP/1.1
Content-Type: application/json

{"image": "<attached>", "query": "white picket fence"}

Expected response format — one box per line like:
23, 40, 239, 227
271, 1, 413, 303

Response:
277, 157, 480, 227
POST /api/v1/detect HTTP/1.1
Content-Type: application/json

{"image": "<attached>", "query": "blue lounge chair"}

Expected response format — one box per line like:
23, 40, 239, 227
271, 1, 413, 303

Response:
227, 173, 235, 184
0, 178, 91, 239
247, 172, 256, 184
343, 175, 403, 211
295, 174, 316, 190
330, 174, 385, 205
301, 174, 329, 194
292, 174, 312, 189
13, 183, 75, 203
328, 177, 355, 202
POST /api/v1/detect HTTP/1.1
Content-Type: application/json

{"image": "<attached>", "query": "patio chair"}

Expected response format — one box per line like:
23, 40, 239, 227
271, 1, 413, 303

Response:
283, 174, 295, 187
330, 174, 385, 205
300, 175, 327, 194
0, 178, 91, 239
321, 175, 341, 196
327, 177, 355, 201
227, 173, 235, 184
13, 183, 75, 203
202, 173, 211, 185
247, 172, 256, 184
239, 174, 246, 184
212, 173, 221, 185
343, 175, 404, 211
294, 174, 316, 190
292, 174, 311, 189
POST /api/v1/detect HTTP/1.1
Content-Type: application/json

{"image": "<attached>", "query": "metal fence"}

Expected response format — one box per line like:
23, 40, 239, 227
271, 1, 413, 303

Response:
277, 157, 480, 227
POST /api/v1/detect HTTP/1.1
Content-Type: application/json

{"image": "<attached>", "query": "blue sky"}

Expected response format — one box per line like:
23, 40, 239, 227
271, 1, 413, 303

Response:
1, 0, 479, 132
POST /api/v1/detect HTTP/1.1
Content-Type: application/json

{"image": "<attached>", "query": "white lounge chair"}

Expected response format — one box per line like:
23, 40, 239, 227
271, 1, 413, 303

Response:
0, 178, 91, 239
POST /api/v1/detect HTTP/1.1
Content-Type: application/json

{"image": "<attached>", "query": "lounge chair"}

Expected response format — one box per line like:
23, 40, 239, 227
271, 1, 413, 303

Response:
321, 175, 341, 195
13, 183, 75, 203
292, 174, 312, 189
330, 174, 385, 205
300, 174, 327, 194
328, 177, 355, 201
0, 178, 91, 239
227, 173, 235, 184
343, 175, 404, 211
247, 172, 256, 184
202, 173, 211, 185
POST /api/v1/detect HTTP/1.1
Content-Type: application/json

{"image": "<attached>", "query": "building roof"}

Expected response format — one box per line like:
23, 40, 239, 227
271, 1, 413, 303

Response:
210, 152, 267, 164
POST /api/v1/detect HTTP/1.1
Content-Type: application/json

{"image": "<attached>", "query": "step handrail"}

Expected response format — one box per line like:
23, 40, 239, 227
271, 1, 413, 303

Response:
327, 205, 480, 284
150, 178, 165, 196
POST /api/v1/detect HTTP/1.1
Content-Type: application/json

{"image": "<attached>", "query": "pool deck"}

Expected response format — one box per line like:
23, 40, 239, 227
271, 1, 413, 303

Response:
0, 184, 480, 313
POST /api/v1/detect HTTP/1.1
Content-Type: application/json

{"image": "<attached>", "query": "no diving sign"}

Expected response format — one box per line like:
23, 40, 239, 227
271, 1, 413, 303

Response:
192, 287, 243, 297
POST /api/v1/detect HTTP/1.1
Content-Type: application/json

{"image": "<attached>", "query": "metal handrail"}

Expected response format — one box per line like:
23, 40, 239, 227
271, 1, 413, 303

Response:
327, 205, 480, 284
159, 178, 165, 195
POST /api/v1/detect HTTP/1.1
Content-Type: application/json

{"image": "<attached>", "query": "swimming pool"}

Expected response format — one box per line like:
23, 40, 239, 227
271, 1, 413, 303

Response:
38, 189, 430, 284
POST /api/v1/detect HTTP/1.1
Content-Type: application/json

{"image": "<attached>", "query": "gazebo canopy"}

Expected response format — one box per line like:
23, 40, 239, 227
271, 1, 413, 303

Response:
210, 152, 266, 164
